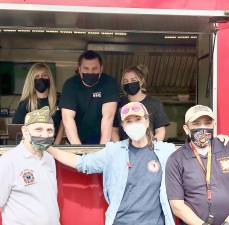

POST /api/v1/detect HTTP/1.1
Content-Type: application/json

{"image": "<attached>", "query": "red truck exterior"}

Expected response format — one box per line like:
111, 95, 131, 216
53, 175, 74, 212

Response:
0, 1, 229, 224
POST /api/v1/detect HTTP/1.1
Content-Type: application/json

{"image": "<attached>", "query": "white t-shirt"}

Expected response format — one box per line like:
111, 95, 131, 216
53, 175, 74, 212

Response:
0, 143, 60, 225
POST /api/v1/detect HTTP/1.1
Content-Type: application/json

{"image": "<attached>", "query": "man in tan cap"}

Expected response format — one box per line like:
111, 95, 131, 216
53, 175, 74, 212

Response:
0, 106, 60, 225
166, 105, 229, 225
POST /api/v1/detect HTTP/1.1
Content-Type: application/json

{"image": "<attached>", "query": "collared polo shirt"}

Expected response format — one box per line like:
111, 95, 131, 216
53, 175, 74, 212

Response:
165, 138, 229, 225
0, 143, 60, 225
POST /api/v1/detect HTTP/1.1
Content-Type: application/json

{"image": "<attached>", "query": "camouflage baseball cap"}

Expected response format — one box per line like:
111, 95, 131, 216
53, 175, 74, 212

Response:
24, 106, 54, 126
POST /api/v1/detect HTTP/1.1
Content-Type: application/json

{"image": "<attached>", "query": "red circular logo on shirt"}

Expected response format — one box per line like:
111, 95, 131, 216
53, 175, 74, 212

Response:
21, 169, 35, 185
147, 160, 160, 173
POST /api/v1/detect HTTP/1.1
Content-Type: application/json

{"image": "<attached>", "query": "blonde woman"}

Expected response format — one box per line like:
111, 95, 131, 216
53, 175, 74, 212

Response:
13, 63, 63, 144
112, 65, 169, 142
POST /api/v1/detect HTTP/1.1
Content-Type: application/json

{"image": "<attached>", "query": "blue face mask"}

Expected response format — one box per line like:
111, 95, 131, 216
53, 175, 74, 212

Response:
190, 128, 213, 148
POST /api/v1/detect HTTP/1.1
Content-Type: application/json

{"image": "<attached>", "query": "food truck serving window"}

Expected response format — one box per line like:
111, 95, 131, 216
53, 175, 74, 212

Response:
0, 6, 225, 142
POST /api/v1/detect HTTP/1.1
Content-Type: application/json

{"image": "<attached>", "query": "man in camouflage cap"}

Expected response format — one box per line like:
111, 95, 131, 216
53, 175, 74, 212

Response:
0, 106, 60, 225
24, 106, 54, 126
23, 106, 54, 151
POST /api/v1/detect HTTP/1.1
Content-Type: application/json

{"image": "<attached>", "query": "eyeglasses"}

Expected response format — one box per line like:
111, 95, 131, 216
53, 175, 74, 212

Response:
121, 102, 144, 115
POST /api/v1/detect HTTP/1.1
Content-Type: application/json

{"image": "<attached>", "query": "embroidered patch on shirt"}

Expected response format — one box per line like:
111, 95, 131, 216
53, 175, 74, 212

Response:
20, 169, 35, 185
219, 158, 229, 173
147, 160, 160, 173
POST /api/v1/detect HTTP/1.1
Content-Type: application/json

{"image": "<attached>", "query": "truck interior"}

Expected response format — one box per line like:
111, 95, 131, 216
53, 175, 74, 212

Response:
0, 8, 219, 143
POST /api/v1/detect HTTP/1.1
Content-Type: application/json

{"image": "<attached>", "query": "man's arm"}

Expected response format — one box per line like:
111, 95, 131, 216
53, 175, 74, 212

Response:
62, 108, 81, 144
48, 146, 80, 168
216, 134, 229, 146
48, 143, 110, 173
100, 102, 117, 144
54, 121, 64, 144
170, 200, 204, 225
155, 126, 166, 141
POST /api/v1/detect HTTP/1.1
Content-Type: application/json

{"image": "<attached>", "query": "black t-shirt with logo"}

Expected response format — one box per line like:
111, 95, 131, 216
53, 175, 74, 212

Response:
113, 95, 169, 140
59, 73, 119, 143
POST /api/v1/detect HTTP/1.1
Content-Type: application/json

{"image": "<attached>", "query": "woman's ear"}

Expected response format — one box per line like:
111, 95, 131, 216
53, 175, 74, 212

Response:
139, 79, 144, 87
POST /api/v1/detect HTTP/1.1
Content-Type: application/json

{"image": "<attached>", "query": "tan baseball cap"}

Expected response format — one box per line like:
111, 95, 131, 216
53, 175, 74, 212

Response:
24, 106, 53, 126
185, 105, 215, 123
120, 102, 148, 121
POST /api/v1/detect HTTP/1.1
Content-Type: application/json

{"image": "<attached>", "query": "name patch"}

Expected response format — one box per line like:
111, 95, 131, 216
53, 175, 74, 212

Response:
219, 158, 229, 173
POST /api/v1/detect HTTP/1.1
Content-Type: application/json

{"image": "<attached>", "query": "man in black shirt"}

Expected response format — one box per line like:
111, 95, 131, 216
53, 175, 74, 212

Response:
59, 50, 119, 144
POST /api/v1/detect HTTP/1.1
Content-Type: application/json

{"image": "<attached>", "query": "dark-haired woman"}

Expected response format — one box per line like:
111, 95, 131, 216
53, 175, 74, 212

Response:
112, 65, 169, 142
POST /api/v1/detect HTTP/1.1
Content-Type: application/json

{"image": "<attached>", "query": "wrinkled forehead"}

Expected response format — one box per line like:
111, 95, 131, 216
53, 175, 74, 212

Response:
26, 122, 54, 130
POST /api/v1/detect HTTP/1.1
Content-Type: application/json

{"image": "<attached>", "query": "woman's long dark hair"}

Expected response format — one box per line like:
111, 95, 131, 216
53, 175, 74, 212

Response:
145, 115, 155, 150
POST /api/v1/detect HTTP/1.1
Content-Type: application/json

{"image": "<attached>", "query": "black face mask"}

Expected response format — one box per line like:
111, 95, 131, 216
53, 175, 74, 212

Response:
123, 81, 140, 95
34, 78, 50, 93
190, 128, 213, 148
82, 73, 100, 87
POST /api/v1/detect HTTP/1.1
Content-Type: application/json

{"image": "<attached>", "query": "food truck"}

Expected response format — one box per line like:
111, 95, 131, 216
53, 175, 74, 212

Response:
0, 0, 229, 224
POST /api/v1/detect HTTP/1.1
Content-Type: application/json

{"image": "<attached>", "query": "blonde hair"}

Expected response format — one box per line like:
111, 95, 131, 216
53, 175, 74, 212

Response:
121, 64, 148, 93
20, 63, 57, 115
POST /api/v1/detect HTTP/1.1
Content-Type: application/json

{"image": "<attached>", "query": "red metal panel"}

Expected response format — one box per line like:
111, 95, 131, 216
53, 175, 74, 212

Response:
0, 0, 229, 10
217, 23, 229, 135
56, 162, 107, 225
